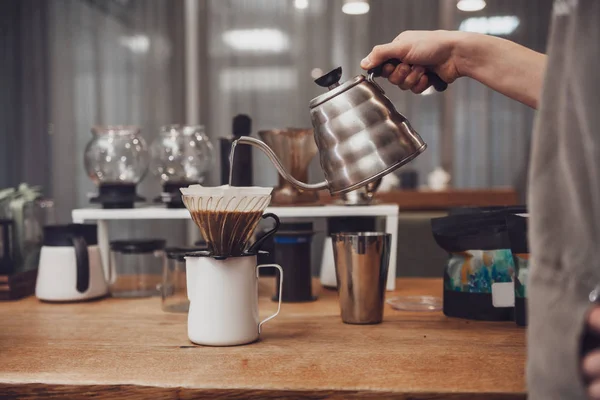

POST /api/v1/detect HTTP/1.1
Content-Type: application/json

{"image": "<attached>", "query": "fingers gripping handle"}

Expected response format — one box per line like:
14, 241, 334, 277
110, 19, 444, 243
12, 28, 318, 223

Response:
582, 285, 600, 366
367, 58, 448, 92
257, 264, 283, 333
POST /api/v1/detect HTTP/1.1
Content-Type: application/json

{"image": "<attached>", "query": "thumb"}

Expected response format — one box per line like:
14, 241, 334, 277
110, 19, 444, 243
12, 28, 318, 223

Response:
360, 42, 409, 70
588, 307, 600, 334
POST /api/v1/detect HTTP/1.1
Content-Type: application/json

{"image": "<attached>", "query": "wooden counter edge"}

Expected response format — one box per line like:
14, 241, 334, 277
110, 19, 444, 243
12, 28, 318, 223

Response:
318, 188, 519, 211
0, 383, 527, 400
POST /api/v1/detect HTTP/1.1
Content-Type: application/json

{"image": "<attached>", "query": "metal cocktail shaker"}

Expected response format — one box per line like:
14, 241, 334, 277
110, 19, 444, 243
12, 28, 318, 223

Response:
332, 232, 391, 324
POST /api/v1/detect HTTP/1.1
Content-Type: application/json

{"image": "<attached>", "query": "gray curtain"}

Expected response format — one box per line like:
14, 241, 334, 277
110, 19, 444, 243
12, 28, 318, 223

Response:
0, 0, 554, 246
368, 0, 443, 184
451, 0, 552, 200
202, 0, 359, 187
0, 0, 51, 190
200, 0, 552, 198
46, 0, 187, 243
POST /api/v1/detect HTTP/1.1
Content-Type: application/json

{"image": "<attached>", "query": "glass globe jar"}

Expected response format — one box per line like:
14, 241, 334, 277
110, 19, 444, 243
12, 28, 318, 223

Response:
84, 126, 149, 208
150, 125, 214, 208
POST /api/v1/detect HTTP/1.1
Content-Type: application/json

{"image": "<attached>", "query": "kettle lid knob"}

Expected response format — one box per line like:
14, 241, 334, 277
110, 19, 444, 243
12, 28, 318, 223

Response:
314, 67, 342, 90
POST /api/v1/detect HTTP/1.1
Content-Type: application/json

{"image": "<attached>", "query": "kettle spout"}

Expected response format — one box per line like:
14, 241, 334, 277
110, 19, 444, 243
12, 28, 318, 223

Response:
234, 136, 328, 192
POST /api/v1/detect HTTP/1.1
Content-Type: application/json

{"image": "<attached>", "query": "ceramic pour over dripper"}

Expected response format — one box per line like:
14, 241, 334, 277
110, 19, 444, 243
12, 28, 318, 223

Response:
181, 185, 275, 257
258, 128, 319, 205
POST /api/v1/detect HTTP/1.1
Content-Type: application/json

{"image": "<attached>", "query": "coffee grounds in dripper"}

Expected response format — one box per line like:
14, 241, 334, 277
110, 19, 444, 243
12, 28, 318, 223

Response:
190, 209, 263, 257
181, 185, 273, 258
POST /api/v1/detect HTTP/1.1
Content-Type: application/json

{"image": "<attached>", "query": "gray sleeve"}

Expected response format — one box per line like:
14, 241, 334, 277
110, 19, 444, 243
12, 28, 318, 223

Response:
527, 1, 600, 399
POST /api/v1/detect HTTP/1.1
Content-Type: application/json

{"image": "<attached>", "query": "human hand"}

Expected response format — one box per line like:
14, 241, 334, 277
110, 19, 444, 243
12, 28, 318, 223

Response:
360, 30, 465, 94
583, 306, 600, 399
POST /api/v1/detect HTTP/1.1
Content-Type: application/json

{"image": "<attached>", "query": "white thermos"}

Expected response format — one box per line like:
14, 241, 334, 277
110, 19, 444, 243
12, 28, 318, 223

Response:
36, 224, 108, 302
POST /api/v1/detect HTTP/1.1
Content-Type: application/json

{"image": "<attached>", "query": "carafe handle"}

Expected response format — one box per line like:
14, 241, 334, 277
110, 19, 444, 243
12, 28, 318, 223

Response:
248, 213, 280, 254
70, 235, 90, 293
256, 263, 283, 333
367, 58, 448, 92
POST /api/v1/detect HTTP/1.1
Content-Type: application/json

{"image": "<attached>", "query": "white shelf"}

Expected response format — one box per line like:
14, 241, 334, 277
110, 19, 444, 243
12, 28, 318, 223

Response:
71, 204, 399, 291
72, 204, 398, 223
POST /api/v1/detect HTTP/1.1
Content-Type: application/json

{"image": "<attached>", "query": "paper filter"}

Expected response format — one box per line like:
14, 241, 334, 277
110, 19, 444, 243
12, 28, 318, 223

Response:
181, 185, 273, 257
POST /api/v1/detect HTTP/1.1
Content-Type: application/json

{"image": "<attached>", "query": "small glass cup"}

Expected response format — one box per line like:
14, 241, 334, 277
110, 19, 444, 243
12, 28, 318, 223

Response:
161, 246, 206, 312
161, 248, 189, 312
109, 239, 166, 298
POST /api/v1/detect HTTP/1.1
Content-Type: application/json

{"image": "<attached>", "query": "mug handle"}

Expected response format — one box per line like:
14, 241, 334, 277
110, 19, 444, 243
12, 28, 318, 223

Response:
367, 58, 448, 92
256, 263, 283, 334
70, 235, 90, 293
247, 213, 280, 254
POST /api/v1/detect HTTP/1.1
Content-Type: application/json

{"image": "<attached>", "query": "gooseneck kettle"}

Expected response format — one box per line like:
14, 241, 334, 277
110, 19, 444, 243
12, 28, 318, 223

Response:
235, 59, 447, 195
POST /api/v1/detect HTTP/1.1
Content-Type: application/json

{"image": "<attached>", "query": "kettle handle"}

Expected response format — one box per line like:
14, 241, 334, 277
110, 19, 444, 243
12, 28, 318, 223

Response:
368, 58, 448, 92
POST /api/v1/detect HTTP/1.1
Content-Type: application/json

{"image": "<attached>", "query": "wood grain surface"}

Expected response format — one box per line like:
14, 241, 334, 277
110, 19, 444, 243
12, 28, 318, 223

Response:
319, 188, 519, 210
0, 278, 526, 399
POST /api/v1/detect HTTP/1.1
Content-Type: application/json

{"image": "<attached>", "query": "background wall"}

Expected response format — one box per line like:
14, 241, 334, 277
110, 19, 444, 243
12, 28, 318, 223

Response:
0, 0, 553, 274
199, 0, 552, 201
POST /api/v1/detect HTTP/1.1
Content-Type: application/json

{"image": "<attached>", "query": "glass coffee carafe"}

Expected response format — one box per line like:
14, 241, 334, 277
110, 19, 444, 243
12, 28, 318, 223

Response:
84, 126, 149, 208
150, 125, 214, 208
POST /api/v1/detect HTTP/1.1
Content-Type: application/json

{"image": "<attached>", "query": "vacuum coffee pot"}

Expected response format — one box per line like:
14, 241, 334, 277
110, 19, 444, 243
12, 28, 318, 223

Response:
235, 59, 446, 195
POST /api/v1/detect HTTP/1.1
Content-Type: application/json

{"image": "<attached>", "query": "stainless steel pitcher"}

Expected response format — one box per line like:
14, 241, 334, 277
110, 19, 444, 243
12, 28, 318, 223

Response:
235, 60, 446, 195
332, 232, 391, 324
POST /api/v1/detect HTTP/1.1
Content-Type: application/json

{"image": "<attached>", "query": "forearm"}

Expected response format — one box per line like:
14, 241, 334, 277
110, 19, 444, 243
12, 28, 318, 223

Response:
454, 33, 547, 109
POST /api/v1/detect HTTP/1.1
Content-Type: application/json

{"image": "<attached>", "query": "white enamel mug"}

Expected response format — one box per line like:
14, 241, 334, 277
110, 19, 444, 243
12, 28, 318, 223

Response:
185, 253, 283, 346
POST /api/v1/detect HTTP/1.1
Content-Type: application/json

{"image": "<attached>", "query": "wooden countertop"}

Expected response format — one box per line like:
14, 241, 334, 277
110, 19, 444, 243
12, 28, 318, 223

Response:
0, 278, 526, 399
319, 188, 519, 211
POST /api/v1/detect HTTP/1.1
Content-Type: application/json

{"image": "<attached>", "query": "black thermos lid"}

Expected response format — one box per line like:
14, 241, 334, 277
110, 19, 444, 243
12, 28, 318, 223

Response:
43, 224, 98, 247
232, 114, 252, 138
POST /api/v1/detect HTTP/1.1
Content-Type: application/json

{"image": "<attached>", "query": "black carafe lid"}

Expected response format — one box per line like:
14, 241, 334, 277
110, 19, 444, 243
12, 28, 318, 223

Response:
110, 239, 166, 254
165, 246, 207, 261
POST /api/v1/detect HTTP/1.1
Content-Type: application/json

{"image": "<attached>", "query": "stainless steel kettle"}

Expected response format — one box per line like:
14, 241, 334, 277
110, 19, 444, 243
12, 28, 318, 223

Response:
235, 60, 447, 195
